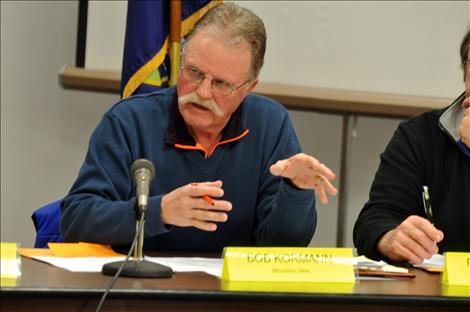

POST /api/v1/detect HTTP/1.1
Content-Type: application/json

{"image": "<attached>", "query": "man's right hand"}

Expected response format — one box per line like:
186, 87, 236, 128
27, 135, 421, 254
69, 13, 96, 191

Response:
377, 215, 444, 264
160, 180, 232, 231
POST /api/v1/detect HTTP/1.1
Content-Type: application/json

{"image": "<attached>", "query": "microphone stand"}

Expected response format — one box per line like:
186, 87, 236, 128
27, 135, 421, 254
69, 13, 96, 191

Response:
102, 203, 174, 278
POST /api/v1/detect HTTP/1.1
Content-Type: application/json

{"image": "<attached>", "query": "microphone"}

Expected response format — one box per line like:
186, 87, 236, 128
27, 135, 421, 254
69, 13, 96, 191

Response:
102, 158, 173, 278
130, 159, 155, 217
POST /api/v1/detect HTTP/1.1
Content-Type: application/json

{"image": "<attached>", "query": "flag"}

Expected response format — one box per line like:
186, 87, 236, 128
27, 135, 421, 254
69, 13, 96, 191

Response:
120, 0, 220, 98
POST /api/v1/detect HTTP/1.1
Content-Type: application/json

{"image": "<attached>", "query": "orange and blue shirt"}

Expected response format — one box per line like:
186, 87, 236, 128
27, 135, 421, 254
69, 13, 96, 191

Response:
61, 86, 316, 251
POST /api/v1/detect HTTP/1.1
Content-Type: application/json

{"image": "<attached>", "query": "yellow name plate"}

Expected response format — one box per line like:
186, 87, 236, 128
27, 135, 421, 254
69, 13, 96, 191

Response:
442, 252, 470, 286
221, 280, 354, 294
0, 242, 21, 287
221, 247, 355, 283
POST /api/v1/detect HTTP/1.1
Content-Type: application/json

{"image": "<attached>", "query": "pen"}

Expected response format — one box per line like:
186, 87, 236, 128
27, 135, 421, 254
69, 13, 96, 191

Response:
203, 194, 214, 206
422, 186, 433, 223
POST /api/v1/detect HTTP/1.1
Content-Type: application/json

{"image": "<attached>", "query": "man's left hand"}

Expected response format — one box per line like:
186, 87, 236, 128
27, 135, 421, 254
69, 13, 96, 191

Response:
269, 153, 338, 204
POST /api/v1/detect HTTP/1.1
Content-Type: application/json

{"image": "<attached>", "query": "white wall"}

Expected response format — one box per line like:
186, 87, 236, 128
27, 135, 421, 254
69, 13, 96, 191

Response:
86, 1, 467, 98
1, 1, 119, 246
1, 1, 469, 248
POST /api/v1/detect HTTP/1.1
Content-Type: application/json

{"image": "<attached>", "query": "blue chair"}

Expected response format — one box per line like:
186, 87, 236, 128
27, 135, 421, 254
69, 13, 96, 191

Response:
31, 200, 64, 248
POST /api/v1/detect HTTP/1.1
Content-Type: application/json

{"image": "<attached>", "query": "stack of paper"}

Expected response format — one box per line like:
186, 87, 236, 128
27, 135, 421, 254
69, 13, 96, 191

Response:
413, 254, 444, 273
19, 243, 223, 277
354, 256, 415, 278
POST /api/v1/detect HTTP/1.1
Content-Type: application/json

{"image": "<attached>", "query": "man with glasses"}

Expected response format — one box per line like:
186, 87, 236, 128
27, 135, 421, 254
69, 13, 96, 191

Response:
61, 3, 337, 251
354, 29, 470, 264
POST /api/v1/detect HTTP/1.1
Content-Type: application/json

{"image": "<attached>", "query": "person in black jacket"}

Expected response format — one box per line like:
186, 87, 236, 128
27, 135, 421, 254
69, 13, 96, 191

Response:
353, 29, 470, 264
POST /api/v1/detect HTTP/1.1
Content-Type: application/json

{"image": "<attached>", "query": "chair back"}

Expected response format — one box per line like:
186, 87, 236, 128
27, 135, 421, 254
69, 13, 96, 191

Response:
31, 200, 64, 248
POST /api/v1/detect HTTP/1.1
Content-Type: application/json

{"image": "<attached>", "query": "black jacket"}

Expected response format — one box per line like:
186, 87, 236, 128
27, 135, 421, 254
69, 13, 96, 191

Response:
353, 93, 470, 260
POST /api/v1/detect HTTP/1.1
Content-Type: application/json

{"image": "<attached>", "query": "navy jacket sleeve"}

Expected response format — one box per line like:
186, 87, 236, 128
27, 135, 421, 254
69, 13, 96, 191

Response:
254, 112, 316, 246
60, 112, 168, 244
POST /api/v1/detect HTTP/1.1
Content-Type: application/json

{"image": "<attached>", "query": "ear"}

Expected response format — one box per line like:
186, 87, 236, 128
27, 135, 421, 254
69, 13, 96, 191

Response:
245, 79, 259, 93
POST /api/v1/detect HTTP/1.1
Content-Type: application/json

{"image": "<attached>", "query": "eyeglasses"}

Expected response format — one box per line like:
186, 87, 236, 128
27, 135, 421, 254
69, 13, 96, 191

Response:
180, 65, 250, 96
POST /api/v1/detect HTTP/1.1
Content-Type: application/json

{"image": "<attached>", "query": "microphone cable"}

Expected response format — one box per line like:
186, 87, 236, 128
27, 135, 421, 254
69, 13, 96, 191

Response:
95, 212, 145, 312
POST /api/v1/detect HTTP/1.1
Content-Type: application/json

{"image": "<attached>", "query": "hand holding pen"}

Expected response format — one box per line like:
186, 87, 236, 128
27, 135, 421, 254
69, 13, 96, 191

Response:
377, 186, 444, 264
160, 181, 232, 232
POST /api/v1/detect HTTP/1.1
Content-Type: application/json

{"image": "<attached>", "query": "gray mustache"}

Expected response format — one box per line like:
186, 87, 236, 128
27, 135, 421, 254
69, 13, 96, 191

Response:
178, 92, 224, 116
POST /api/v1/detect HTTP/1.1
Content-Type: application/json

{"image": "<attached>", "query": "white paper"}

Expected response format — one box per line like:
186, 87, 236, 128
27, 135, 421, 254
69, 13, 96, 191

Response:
32, 256, 224, 277
414, 253, 444, 269
33, 256, 125, 272
146, 257, 223, 277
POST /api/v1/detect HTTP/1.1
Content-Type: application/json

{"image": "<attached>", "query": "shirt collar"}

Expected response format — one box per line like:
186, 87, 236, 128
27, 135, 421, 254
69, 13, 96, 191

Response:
165, 93, 248, 146
438, 92, 470, 157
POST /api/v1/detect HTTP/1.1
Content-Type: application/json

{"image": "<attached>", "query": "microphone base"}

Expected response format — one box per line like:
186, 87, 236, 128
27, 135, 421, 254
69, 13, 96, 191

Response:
102, 260, 174, 278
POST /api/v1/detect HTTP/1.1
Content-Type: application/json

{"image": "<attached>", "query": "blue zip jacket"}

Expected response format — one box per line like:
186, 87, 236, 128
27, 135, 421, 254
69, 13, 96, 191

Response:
61, 86, 316, 251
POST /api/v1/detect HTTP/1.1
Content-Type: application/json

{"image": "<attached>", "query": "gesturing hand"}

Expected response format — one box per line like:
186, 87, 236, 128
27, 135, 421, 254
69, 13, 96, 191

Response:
269, 153, 338, 204
160, 180, 232, 231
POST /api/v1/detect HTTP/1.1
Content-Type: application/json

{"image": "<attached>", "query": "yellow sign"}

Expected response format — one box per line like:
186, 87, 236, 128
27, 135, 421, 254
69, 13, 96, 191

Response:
221, 280, 354, 294
442, 285, 470, 297
442, 252, 470, 286
221, 247, 355, 283
0, 242, 21, 287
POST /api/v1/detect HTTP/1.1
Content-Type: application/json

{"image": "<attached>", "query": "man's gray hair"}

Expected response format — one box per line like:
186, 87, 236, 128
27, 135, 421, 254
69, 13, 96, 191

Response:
184, 2, 266, 80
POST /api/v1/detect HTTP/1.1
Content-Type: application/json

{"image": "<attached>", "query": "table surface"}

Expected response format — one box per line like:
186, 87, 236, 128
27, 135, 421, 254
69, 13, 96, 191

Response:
1, 255, 469, 312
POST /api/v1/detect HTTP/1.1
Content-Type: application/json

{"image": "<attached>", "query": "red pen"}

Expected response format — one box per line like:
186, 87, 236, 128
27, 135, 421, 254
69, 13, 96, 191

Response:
203, 195, 214, 206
